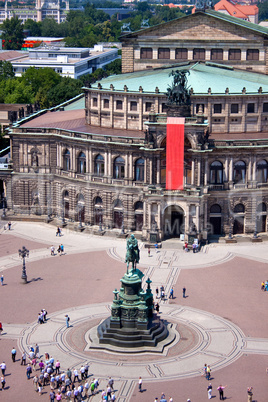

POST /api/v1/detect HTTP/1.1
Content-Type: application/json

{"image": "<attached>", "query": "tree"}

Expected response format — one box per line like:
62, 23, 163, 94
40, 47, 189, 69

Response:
1, 16, 24, 50
23, 19, 42, 36
21, 67, 61, 94
0, 61, 14, 81
47, 77, 82, 107
258, 1, 268, 22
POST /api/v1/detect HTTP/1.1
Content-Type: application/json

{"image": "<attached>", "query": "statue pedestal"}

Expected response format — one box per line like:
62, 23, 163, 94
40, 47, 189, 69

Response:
166, 104, 191, 117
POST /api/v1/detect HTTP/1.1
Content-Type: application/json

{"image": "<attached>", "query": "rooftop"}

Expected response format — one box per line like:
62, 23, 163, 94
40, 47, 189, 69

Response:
90, 62, 268, 95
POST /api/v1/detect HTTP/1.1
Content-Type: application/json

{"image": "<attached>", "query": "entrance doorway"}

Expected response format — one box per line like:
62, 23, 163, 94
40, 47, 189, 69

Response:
163, 205, 184, 238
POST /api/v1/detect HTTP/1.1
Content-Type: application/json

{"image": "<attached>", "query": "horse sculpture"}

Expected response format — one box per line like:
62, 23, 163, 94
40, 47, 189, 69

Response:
166, 69, 191, 106
125, 234, 140, 274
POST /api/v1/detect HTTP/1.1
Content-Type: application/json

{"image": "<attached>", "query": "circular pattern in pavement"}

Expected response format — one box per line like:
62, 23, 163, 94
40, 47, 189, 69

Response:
20, 303, 245, 382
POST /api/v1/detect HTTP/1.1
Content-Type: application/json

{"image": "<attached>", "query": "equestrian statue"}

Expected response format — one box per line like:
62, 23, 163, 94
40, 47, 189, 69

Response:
166, 69, 191, 106
125, 234, 140, 274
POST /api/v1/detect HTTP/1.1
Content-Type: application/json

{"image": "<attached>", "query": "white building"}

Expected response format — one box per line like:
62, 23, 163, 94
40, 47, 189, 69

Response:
11, 45, 119, 79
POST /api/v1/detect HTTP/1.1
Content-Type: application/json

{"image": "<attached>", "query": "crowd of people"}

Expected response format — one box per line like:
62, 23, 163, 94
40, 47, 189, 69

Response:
1, 343, 118, 401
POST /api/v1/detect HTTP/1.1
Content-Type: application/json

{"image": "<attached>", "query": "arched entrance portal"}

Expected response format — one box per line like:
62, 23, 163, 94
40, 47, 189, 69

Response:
163, 205, 184, 238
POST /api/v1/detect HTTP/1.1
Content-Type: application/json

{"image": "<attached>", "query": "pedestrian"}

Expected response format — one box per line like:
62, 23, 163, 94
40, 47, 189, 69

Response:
155, 302, 160, 313
57, 245, 61, 255
11, 346, 16, 362
108, 376, 114, 390
1, 375, 5, 390
261, 281, 265, 291
80, 365, 85, 380
217, 384, 227, 400
111, 391, 116, 401
26, 363, 32, 379
67, 368, 72, 381
33, 374, 39, 392
0, 275, 3, 286
148, 247, 151, 257
60, 244, 64, 255
0, 361, 6, 375
39, 360, 44, 372
169, 398, 173, 402
35, 343, 40, 358
65, 314, 70, 328
107, 384, 112, 400
50, 390, 56, 401
154, 243, 158, 252
84, 381, 89, 397
51, 245, 55, 256
206, 365, 211, 380
183, 287, 186, 298
207, 383, 212, 399
169, 287, 174, 299
73, 368, 79, 382
138, 376, 142, 392
84, 362, 89, 378
0, 322, 3, 335
156, 287, 159, 298
90, 380, 95, 395
184, 241, 189, 252
21, 351, 26, 365
265, 280, 268, 291
247, 386, 253, 402
55, 360, 60, 374
56, 226, 61, 236
8, 221, 11, 230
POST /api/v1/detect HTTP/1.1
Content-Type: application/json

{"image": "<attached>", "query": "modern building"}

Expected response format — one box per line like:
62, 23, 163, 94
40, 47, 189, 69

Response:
2, 8, 268, 242
10, 45, 119, 79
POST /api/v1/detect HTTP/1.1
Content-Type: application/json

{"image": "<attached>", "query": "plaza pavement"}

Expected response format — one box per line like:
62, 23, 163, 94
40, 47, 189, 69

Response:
0, 221, 268, 401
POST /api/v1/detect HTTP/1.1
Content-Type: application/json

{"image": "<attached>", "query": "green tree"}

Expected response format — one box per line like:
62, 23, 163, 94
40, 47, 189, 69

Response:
258, 1, 268, 22
21, 67, 61, 94
0, 61, 15, 81
23, 19, 42, 36
1, 16, 24, 50
47, 77, 82, 107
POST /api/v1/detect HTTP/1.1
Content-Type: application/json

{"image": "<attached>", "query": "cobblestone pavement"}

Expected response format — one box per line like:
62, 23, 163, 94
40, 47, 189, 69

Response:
0, 221, 268, 401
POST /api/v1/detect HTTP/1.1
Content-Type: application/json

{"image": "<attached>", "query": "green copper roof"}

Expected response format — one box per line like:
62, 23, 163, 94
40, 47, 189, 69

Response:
91, 62, 268, 95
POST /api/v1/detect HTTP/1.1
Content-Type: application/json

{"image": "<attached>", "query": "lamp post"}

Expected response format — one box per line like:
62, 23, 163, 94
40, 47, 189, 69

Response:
228, 216, 233, 240
98, 209, 102, 232
18, 246, 29, 284
78, 203, 82, 229
121, 212, 125, 235
61, 199, 66, 226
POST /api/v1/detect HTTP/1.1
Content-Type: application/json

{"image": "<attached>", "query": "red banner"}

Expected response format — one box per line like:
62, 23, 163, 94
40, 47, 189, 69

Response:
166, 117, 185, 190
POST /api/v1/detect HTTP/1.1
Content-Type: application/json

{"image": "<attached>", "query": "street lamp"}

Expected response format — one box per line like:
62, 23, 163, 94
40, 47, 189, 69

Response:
61, 199, 66, 226
78, 204, 82, 229
18, 246, 29, 284
98, 209, 102, 232
121, 212, 125, 235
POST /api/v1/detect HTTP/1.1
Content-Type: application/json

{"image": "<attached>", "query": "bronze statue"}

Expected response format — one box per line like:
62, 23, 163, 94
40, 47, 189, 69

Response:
125, 234, 140, 274
166, 69, 191, 106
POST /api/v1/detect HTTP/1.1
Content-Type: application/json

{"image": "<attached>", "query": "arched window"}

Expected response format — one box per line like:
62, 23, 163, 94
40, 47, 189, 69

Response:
113, 156, 125, 179
234, 161, 246, 184
210, 204, 221, 214
135, 201, 143, 231
210, 161, 223, 184
234, 203, 245, 213
257, 160, 268, 183
94, 154, 104, 176
135, 158, 145, 181
63, 149, 70, 171
77, 152, 86, 174
113, 199, 123, 228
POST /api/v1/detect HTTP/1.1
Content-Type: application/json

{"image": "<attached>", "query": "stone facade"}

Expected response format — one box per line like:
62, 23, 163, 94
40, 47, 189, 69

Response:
121, 10, 268, 74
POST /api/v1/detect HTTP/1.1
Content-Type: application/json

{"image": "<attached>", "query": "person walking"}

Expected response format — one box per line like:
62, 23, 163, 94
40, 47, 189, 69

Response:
148, 247, 151, 257
33, 374, 39, 392
26, 363, 32, 379
65, 315, 70, 328
0, 322, 3, 335
156, 287, 159, 298
51, 245, 55, 256
8, 222, 11, 230
0, 275, 3, 286
207, 383, 212, 399
108, 377, 114, 390
183, 287, 186, 298
11, 346, 16, 362
60, 244, 64, 256
247, 387, 253, 402
138, 376, 142, 392
0, 361, 6, 376
1, 375, 5, 390
217, 385, 227, 400
21, 351, 26, 365
206, 365, 211, 380
169, 287, 174, 299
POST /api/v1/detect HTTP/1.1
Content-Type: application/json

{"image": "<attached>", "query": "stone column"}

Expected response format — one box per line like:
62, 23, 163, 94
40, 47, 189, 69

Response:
104, 151, 108, 176
229, 157, 233, 181
98, 93, 101, 126
196, 204, 200, 232
191, 160, 195, 185
197, 159, 201, 186
156, 157, 160, 184
129, 153, 133, 180
224, 157, 229, 182
252, 156, 257, 181
248, 156, 252, 181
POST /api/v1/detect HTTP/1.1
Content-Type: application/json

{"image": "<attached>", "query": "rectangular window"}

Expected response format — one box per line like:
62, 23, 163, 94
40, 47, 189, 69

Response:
116, 100, 123, 110
263, 103, 268, 113
247, 103, 255, 113
213, 104, 222, 114
193, 48, 205, 60
130, 101, 137, 111
231, 104, 239, 114
175, 48, 188, 60
140, 48, 152, 59
103, 99, 109, 108
229, 49, 241, 60
92, 97, 97, 107
145, 102, 152, 112
246, 49, 259, 61
158, 48, 170, 59
211, 49, 223, 61
162, 104, 168, 113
